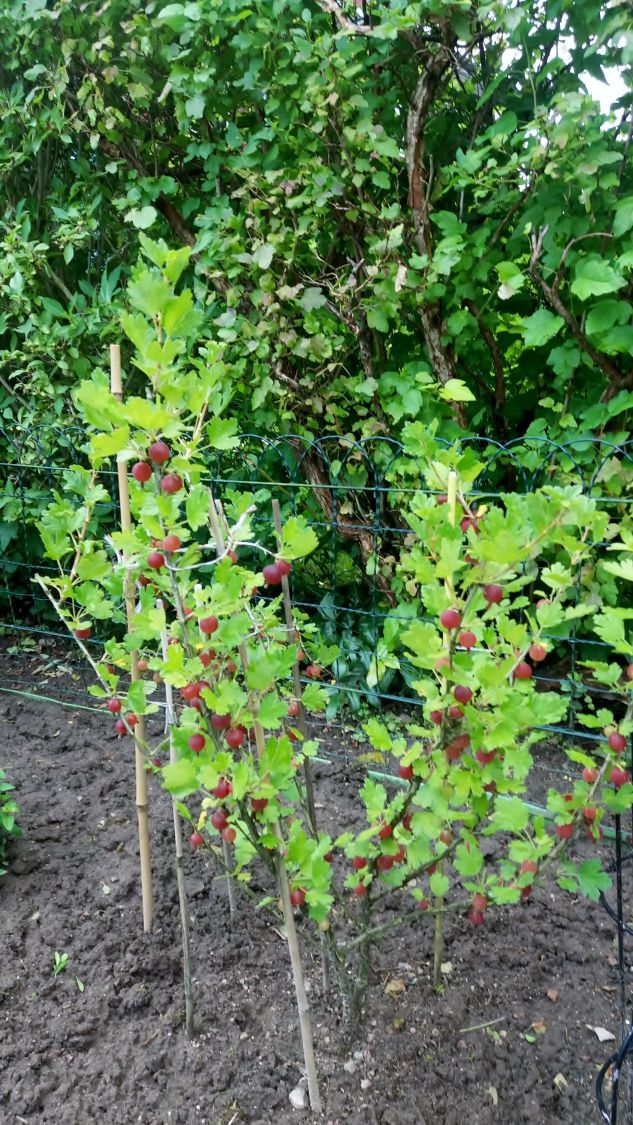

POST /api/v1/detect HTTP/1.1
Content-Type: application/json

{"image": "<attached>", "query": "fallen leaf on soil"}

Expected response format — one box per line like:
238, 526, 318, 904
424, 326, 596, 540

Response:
547, 988, 559, 1002
587, 1026, 616, 1042
440, 961, 453, 975
487, 1086, 498, 1106
531, 1021, 546, 1034
384, 977, 406, 997
553, 1073, 568, 1093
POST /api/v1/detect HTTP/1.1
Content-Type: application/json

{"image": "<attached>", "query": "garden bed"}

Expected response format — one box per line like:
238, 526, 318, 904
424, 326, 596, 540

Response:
0, 691, 627, 1124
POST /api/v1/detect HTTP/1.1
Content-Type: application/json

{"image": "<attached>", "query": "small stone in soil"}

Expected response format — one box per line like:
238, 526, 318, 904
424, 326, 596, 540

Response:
289, 1084, 306, 1109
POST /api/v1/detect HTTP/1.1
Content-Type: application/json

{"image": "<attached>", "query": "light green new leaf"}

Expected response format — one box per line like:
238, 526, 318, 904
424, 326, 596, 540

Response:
126, 206, 158, 230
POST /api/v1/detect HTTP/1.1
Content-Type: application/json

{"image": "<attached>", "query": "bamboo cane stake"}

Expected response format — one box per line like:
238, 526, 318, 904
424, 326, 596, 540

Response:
160, 628, 195, 1035
433, 468, 458, 988
209, 496, 321, 1111
110, 344, 154, 933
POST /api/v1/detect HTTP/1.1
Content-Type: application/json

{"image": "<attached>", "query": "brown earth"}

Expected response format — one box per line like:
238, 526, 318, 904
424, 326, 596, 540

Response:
0, 690, 629, 1125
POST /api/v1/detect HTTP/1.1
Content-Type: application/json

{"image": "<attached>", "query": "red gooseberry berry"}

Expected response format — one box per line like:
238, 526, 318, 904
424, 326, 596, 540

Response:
483, 584, 503, 605
160, 473, 182, 495
354, 884, 367, 897
106, 698, 122, 714
439, 608, 462, 630
147, 550, 165, 571
200, 615, 219, 636
529, 643, 547, 663
222, 826, 237, 844
162, 534, 181, 553
611, 766, 629, 788
399, 763, 414, 782
225, 727, 245, 749
454, 684, 472, 705
608, 731, 626, 753
555, 823, 573, 839
520, 860, 538, 875
467, 908, 485, 926
263, 562, 283, 585
582, 766, 598, 784
189, 831, 204, 849
132, 461, 152, 483
459, 630, 477, 649
148, 440, 170, 464
188, 733, 206, 753
352, 856, 367, 870
513, 661, 532, 681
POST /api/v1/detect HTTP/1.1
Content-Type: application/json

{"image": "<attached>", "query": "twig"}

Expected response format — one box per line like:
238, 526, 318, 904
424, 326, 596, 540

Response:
459, 1015, 507, 1034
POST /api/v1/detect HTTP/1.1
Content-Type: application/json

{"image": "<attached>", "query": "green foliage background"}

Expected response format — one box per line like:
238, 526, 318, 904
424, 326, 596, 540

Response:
0, 0, 631, 444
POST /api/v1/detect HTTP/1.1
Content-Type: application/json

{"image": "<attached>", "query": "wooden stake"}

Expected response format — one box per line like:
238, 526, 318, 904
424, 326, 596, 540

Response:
161, 629, 195, 1036
110, 344, 154, 933
433, 468, 458, 988
209, 494, 321, 1111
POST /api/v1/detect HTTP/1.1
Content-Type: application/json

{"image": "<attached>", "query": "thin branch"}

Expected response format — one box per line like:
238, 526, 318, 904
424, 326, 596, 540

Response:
464, 299, 506, 433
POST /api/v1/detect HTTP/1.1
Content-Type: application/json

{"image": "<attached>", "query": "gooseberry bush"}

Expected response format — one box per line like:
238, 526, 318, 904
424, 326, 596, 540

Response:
37, 239, 633, 1091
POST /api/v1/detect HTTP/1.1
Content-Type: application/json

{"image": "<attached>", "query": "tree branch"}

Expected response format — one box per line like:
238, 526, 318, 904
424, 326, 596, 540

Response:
464, 299, 506, 434
405, 26, 467, 426
529, 231, 625, 390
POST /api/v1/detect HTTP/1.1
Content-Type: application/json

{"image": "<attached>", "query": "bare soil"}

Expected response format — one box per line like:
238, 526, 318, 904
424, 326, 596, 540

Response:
0, 690, 629, 1125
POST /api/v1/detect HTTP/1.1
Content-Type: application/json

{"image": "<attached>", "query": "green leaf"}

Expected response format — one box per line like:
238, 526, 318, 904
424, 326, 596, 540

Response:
206, 417, 240, 450
571, 258, 626, 300
488, 797, 530, 834
299, 287, 327, 311
429, 871, 450, 897
454, 841, 484, 877
522, 310, 565, 347
252, 244, 274, 270
360, 776, 386, 821
363, 718, 392, 751
185, 483, 209, 530
613, 196, 633, 237
162, 759, 199, 797
126, 206, 158, 230
438, 378, 476, 403
185, 93, 205, 119
280, 516, 318, 559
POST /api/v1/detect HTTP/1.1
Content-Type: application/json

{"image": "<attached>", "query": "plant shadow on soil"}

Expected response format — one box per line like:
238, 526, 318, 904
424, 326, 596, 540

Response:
0, 691, 629, 1125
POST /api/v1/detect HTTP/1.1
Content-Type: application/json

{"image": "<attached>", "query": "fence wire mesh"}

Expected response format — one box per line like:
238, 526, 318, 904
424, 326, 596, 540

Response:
2, 424, 633, 1120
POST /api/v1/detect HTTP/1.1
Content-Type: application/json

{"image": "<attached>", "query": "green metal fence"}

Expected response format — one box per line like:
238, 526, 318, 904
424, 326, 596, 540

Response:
1, 425, 633, 745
